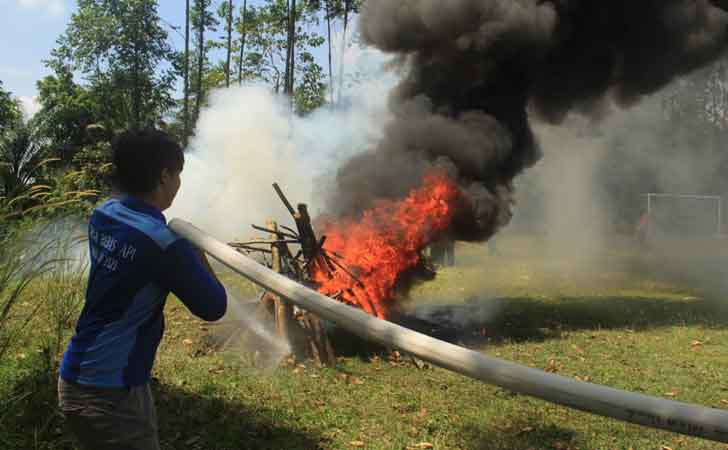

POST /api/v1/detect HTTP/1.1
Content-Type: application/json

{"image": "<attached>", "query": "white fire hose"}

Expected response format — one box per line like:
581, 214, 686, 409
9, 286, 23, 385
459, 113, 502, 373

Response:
170, 218, 728, 443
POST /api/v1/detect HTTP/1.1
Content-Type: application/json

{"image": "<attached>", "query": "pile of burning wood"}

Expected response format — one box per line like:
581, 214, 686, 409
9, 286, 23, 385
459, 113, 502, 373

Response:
227, 172, 463, 365
226, 183, 339, 365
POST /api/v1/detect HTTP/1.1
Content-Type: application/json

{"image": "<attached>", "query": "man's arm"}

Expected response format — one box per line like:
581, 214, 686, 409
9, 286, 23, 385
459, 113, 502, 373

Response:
158, 239, 227, 322
194, 247, 220, 283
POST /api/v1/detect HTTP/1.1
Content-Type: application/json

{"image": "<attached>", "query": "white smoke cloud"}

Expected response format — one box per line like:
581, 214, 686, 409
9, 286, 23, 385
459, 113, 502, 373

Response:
168, 40, 397, 242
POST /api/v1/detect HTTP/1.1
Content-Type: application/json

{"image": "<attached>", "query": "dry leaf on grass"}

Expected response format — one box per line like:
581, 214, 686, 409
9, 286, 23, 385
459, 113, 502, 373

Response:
413, 443, 434, 449
182, 339, 193, 346
545, 360, 560, 373
350, 441, 365, 447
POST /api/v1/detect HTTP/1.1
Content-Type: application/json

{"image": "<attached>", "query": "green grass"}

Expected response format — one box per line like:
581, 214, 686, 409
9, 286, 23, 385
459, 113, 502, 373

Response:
3, 235, 728, 449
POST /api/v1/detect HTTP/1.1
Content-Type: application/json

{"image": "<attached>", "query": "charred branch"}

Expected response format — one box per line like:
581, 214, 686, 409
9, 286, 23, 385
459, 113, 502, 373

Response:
273, 182, 297, 217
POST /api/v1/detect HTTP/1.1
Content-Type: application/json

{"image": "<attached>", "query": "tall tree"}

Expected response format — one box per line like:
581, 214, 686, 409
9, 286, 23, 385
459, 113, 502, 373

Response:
320, 0, 361, 104
237, 0, 248, 85
0, 83, 46, 202
284, 0, 297, 98
34, 69, 98, 164
225, 0, 234, 87
337, 0, 349, 104
184, 0, 191, 145
49, 0, 177, 131
0, 81, 21, 136
325, 0, 334, 104
215, 0, 235, 87
195, 0, 205, 119
0, 122, 46, 199
191, 0, 218, 120
229, 0, 326, 110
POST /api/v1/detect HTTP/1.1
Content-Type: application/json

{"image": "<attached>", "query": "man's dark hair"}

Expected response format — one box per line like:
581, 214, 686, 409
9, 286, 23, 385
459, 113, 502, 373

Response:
111, 129, 184, 194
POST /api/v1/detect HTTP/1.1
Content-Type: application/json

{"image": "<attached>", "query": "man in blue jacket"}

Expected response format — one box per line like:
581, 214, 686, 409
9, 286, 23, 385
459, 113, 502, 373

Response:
58, 129, 228, 450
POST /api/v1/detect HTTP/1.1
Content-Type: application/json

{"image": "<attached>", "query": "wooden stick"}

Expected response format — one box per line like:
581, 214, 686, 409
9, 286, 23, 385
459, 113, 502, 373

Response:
251, 224, 299, 240
280, 224, 300, 238
268, 220, 294, 350
295, 203, 318, 261
272, 183, 296, 217
321, 251, 337, 274
316, 235, 327, 253
325, 252, 365, 288
236, 240, 300, 246
229, 244, 273, 254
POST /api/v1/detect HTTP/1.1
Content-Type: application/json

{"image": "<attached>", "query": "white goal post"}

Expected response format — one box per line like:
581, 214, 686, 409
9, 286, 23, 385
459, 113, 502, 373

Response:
643, 193, 723, 238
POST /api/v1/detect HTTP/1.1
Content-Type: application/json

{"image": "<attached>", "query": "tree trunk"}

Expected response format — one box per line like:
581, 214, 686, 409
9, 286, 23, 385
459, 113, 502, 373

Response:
132, 51, 141, 130
225, 0, 233, 88
284, 0, 292, 96
184, 0, 190, 144
131, 4, 143, 130
237, 0, 247, 85
195, 0, 205, 121
288, 0, 296, 99
283, 1, 289, 94
337, 0, 350, 105
325, 0, 334, 105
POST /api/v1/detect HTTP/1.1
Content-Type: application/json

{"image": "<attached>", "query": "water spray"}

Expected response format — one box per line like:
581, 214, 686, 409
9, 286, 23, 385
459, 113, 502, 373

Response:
171, 218, 728, 443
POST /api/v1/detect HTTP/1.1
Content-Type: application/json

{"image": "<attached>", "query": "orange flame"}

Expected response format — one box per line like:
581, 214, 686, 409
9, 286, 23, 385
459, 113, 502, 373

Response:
310, 171, 464, 318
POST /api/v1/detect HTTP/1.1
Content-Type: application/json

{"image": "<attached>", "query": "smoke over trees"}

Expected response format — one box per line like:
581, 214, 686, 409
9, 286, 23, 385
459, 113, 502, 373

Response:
326, 0, 728, 241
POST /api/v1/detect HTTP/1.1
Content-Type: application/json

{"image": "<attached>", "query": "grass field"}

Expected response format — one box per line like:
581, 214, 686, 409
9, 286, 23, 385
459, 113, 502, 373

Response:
2, 235, 728, 450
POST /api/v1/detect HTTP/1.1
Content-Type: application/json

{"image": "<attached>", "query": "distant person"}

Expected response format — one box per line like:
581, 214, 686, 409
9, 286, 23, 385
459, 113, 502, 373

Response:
636, 209, 649, 245
58, 129, 228, 450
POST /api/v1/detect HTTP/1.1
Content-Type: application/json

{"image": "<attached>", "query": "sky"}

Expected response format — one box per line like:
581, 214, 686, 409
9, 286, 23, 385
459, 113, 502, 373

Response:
0, 0, 321, 116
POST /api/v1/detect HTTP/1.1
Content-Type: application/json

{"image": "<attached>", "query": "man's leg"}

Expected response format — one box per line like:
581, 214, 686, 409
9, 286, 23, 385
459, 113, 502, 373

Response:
58, 377, 160, 450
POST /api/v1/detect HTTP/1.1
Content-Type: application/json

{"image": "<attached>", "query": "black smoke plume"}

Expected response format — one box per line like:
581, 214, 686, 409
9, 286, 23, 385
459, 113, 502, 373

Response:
326, 0, 728, 241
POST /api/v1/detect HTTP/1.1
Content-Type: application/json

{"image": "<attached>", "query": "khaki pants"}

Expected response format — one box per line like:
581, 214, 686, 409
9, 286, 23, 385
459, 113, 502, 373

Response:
58, 377, 160, 450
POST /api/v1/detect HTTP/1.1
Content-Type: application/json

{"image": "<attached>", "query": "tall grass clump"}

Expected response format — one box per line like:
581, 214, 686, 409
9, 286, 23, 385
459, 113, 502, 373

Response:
34, 220, 87, 376
0, 225, 59, 363
0, 219, 88, 450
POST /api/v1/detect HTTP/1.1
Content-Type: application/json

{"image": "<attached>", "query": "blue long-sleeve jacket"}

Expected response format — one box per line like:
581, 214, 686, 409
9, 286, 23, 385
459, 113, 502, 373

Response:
60, 196, 227, 388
